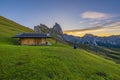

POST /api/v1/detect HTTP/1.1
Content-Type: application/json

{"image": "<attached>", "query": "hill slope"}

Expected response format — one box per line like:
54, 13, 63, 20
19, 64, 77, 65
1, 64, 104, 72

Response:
0, 16, 120, 80
0, 16, 33, 44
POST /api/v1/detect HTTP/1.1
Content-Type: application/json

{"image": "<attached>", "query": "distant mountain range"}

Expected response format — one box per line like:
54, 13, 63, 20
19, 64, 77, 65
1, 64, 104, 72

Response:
63, 34, 120, 48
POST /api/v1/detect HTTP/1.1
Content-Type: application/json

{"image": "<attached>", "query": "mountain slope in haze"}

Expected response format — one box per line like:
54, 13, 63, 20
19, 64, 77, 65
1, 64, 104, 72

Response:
63, 34, 120, 48
0, 16, 120, 80
0, 16, 33, 44
63, 34, 120, 63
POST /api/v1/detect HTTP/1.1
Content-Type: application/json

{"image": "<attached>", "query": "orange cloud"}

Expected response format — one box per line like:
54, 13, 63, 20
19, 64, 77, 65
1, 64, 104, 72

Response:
81, 11, 110, 19
64, 21, 120, 37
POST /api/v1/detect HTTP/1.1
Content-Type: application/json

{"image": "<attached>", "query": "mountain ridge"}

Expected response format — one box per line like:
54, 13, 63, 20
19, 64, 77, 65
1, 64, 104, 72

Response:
64, 34, 120, 48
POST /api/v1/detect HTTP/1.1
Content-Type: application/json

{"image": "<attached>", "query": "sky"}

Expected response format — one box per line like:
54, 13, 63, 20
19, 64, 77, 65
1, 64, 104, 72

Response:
0, 0, 120, 36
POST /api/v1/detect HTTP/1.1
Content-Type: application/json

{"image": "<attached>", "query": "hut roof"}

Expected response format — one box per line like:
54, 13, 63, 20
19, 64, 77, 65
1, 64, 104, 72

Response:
13, 33, 51, 38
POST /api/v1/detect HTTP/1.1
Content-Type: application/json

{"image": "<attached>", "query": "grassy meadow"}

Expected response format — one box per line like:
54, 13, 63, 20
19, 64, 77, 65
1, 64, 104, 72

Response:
0, 16, 120, 80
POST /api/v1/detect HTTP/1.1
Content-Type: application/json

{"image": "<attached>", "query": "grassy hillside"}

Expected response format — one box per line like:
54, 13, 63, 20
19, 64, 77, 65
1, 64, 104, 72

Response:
77, 44, 120, 64
0, 16, 33, 44
0, 16, 120, 80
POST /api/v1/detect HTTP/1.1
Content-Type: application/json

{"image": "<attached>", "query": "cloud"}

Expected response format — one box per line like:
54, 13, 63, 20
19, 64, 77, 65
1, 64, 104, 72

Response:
104, 21, 120, 29
64, 26, 103, 32
89, 21, 100, 25
64, 21, 120, 32
64, 22, 120, 37
81, 11, 110, 19
79, 21, 85, 24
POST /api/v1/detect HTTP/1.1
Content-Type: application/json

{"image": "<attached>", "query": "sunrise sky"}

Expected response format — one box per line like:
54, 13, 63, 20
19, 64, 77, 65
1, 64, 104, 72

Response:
0, 0, 120, 36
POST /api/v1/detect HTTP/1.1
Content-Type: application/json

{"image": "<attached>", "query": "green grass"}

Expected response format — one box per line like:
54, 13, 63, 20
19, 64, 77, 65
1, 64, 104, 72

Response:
0, 16, 33, 44
0, 43, 120, 80
78, 44, 120, 63
0, 16, 120, 80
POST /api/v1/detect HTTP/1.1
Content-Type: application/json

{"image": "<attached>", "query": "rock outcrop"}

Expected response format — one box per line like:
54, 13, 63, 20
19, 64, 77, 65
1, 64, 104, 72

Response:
50, 23, 64, 43
34, 24, 50, 33
52, 22, 63, 35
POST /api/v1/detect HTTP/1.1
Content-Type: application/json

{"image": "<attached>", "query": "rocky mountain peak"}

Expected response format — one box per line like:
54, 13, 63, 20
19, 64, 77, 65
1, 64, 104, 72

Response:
34, 24, 50, 33
53, 22, 63, 35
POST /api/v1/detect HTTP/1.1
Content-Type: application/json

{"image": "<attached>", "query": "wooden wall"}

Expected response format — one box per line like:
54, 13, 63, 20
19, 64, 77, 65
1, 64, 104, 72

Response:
19, 38, 46, 45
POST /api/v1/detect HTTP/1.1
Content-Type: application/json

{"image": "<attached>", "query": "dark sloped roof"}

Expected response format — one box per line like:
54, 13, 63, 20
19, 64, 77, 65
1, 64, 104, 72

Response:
13, 33, 51, 38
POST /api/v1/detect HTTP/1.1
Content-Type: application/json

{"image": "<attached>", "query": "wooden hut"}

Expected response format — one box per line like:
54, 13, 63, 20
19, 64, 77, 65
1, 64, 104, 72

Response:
13, 33, 51, 45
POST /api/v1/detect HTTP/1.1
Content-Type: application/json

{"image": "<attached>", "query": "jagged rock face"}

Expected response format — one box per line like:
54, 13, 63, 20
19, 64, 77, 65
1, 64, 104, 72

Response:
52, 23, 63, 35
34, 26, 41, 33
34, 24, 50, 33
50, 23, 65, 43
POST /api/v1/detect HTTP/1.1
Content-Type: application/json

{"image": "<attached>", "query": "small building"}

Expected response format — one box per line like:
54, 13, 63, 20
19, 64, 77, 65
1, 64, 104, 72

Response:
13, 33, 51, 45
